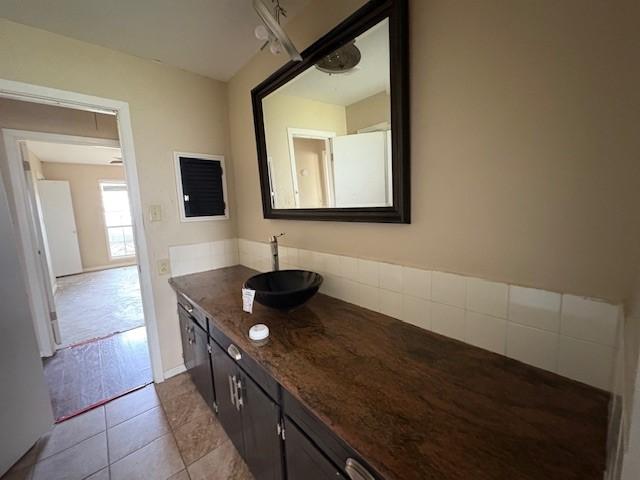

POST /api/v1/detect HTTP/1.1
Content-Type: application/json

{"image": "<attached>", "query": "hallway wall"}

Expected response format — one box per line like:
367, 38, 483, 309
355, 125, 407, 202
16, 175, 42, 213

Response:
40, 161, 132, 271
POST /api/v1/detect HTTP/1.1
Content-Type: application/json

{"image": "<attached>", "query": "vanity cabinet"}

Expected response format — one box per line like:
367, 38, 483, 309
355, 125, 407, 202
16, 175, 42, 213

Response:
177, 299, 376, 480
178, 304, 215, 411
209, 337, 283, 480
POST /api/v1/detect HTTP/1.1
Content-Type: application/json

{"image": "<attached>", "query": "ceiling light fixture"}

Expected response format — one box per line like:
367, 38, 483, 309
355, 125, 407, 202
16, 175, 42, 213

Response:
315, 41, 361, 74
253, 0, 302, 62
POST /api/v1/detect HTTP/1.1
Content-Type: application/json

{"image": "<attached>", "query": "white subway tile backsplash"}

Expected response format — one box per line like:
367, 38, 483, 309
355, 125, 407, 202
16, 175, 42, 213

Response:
169, 239, 239, 278
508, 286, 561, 332
466, 278, 508, 318
223, 238, 238, 255
350, 282, 381, 312
379, 263, 403, 292
465, 311, 506, 354
235, 238, 620, 391
557, 336, 615, 391
401, 267, 431, 299
432, 271, 466, 308
356, 259, 380, 287
297, 249, 313, 270
506, 323, 558, 372
379, 290, 403, 318
561, 295, 620, 347
210, 240, 225, 257
402, 296, 431, 330
431, 303, 466, 341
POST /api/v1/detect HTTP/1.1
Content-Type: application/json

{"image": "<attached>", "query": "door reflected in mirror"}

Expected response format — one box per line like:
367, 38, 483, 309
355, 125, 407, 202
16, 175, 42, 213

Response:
262, 18, 391, 210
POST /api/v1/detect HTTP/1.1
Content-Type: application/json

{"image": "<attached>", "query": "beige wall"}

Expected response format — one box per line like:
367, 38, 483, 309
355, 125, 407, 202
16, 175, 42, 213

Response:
40, 162, 130, 270
0, 19, 235, 372
263, 93, 346, 208
229, 0, 640, 303
345, 91, 390, 134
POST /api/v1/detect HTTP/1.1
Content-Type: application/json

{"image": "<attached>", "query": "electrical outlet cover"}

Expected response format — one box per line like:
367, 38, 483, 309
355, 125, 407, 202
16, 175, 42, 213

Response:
157, 259, 170, 275
149, 204, 162, 222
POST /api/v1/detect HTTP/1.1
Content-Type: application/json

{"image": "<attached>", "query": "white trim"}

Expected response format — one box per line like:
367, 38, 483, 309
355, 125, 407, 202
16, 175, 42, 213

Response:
82, 261, 137, 273
3, 130, 56, 356
163, 363, 186, 380
173, 151, 229, 222
357, 121, 391, 133
286, 128, 336, 208
0, 79, 165, 383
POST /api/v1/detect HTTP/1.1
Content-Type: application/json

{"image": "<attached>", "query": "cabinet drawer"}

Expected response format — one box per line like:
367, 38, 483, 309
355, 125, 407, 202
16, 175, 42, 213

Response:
282, 390, 380, 480
284, 416, 346, 480
177, 294, 207, 331
209, 322, 279, 401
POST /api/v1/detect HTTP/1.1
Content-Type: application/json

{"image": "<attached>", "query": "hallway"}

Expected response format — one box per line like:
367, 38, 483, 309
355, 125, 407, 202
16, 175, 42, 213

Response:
43, 327, 152, 421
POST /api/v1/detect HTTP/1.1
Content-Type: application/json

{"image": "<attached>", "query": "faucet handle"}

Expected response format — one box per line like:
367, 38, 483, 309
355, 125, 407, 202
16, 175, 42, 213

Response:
270, 232, 285, 242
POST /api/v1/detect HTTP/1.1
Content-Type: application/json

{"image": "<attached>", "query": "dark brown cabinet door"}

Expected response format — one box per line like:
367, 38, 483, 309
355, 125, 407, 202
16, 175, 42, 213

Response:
211, 339, 245, 455
284, 417, 346, 480
240, 373, 283, 480
178, 308, 195, 372
190, 322, 215, 410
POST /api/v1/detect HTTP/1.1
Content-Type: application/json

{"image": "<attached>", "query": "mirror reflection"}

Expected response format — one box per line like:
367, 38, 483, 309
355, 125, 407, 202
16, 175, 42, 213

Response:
262, 18, 391, 209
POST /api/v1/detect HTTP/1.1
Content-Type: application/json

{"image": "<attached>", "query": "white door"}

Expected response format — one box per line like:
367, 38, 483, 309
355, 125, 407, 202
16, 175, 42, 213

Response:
0, 175, 54, 475
37, 180, 83, 277
331, 131, 390, 208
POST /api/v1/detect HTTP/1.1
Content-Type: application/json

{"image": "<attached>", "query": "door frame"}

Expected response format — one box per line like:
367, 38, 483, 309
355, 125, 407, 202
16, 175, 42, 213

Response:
0, 78, 165, 382
286, 128, 335, 208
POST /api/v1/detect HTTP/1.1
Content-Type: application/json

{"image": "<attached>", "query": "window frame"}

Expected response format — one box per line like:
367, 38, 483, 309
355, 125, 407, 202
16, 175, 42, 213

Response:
99, 179, 136, 260
173, 151, 229, 223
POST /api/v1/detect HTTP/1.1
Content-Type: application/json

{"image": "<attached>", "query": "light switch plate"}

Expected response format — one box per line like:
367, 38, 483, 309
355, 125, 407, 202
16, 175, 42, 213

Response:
157, 259, 170, 275
149, 204, 162, 222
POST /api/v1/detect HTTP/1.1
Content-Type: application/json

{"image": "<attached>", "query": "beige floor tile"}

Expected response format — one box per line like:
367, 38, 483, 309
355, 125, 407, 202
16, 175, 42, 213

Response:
108, 405, 171, 463
156, 373, 196, 404
0, 465, 33, 480
167, 471, 190, 480
173, 409, 228, 465
110, 433, 184, 480
32, 432, 108, 480
37, 407, 106, 461
161, 388, 210, 430
187, 441, 253, 480
105, 385, 159, 428
85, 468, 109, 480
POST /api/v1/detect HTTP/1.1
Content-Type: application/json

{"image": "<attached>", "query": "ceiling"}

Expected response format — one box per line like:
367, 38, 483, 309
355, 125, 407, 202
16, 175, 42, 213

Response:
0, 0, 310, 81
275, 18, 389, 106
26, 141, 123, 166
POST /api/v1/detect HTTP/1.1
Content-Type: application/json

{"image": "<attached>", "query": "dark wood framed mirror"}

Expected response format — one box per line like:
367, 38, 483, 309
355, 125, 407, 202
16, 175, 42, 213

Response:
251, 0, 409, 223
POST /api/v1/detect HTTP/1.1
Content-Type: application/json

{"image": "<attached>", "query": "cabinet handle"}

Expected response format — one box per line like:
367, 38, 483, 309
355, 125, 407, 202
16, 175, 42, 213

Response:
228, 375, 236, 408
183, 300, 194, 313
227, 344, 242, 361
235, 377, 243, 410
345, 458, 375, 480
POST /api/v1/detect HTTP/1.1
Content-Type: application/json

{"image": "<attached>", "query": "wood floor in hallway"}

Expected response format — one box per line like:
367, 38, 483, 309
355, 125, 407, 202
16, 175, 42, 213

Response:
43, 327, 152, 421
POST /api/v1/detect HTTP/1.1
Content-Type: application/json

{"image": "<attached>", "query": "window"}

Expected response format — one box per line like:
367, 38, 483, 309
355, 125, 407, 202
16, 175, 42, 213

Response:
99, 181, 135, 258
174, 152, 229, 222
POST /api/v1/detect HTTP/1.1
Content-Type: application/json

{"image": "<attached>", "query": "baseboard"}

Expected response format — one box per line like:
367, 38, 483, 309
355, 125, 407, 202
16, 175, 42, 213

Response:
163, 364, 186, 380
82, 262, 137, 273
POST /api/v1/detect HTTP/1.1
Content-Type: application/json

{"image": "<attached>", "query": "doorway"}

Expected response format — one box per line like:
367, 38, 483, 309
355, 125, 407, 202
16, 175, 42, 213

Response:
1, 99, 157, 422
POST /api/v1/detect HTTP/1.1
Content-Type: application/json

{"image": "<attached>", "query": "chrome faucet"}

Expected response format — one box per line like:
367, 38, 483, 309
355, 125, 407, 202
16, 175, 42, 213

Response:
270, 233, 285, 271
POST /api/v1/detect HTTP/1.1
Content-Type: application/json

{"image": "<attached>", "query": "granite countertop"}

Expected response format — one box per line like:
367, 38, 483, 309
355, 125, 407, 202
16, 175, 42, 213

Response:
169, 266, 609, 480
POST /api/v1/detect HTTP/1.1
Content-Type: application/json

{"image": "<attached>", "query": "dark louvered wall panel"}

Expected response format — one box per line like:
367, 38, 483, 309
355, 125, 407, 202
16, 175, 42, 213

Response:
179, 157, 225, 217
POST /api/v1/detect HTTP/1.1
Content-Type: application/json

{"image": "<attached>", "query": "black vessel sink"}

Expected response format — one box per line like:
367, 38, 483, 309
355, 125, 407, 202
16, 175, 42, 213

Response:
244, 270, 323, 310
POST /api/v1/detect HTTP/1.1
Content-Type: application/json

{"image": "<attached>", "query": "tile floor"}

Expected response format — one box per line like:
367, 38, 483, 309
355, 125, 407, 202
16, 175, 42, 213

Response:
56, 266, 144, 347
43, 327, 152, 421
2, 374, 253, 480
